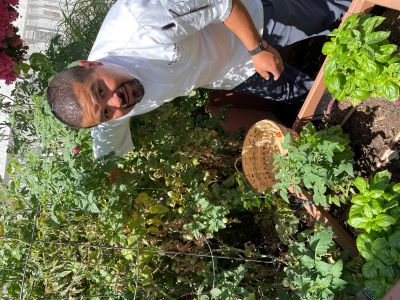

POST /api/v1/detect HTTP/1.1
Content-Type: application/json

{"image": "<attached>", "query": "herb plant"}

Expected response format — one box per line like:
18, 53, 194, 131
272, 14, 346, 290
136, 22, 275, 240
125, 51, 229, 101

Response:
273, 123, 354, 207
348, 171, 400, 232
348, 171, 400, 299
322, 13, 400, 105
356, 228, 400, 299
281, 225, 347, 300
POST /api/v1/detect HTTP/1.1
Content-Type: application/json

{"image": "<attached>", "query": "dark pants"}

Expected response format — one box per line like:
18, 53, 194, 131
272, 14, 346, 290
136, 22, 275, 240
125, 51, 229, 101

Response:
233, 0, 351, 104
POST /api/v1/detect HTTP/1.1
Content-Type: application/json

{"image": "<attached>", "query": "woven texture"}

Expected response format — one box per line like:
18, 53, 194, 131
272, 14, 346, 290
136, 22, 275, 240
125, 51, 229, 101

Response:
241, 120, 289, 193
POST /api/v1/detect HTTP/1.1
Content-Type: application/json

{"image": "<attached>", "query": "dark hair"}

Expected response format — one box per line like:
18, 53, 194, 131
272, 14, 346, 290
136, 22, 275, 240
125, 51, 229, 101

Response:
47, 66, 94, 128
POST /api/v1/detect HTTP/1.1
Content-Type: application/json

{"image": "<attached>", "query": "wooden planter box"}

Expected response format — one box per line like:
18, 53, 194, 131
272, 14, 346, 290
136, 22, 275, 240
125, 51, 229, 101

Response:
292, 0, 400, 297
208, 0, 399, 262
293, 0, 400, 131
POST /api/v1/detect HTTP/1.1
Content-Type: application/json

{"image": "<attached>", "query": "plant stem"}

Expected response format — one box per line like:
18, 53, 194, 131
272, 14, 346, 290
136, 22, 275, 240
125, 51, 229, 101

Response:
340, 105, 358, 127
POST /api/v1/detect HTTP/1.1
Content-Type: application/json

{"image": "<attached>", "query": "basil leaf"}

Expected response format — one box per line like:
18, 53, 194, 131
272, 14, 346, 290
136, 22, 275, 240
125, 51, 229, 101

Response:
365, 31, 391, 45
362, 15, 385, 33
389, 231, 400, 249
348, 216, 370, 229
357, 233, 374, 259
374, 214, 397, 229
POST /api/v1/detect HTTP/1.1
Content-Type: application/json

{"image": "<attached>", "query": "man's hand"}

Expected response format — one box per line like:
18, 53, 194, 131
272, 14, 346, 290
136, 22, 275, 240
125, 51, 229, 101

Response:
223, 0, 284, 81
251, 41, 284, 80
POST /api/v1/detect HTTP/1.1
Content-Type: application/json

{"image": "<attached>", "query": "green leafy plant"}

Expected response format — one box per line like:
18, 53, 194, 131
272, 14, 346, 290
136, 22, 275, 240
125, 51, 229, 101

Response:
322, 13, 400, 105
273, 123, 354, 207
356, 228, 400, 299
348, 171, 400, 232
196, 265, 255, 300
281, 225, 347, 300
348, 171, 400, 299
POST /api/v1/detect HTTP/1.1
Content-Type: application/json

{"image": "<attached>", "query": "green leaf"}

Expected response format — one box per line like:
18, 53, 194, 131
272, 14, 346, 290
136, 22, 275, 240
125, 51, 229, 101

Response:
379, 265, 395, 279
362, 16, 386, 33
210, 288, 221, 297
324, 59, 337, 76
365, 31, 391, 45
357, 233, 375, 259
363, 205, 374, 218
244, 293, 256, 300
381, 81, 399, 101
362, 59, 379, 76
354, 177, 369, 193
348, 216, 370, 229
315, 260, 332, 276
367, 189, 385, 199
353, 89, 371, 100
310, 228, 333, 256
331, 277, 347, 288
389, 231, 400, 249
322, 41, 336, 55
377, 249, 397, 266
362, 261, 379, 279
300, 255, 315, 269
331, 260, 344, 278
372, 238, 389, 255
374, 214, 396, 229
148, 204, 169, 214
325, 75, 344, 93
371, 170, 391, 189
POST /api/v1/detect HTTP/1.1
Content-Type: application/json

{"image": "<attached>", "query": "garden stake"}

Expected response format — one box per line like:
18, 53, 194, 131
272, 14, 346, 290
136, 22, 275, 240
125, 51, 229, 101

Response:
339, 105, 358, 127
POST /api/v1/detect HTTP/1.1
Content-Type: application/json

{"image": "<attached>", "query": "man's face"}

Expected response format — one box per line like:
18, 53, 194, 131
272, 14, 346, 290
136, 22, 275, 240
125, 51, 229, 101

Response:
74, 61, 144, 127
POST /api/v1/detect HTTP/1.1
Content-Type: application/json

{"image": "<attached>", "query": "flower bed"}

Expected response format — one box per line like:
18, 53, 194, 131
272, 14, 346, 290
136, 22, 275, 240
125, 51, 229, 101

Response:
0, 0, 28, 85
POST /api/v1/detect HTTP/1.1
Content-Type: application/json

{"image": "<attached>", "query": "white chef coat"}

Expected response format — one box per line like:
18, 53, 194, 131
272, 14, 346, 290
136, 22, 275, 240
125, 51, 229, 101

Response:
89, 0, 263, 159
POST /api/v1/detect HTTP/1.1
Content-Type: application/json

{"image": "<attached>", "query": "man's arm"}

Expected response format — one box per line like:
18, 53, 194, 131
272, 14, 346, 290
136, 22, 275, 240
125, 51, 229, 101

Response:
223, 0, 284, 80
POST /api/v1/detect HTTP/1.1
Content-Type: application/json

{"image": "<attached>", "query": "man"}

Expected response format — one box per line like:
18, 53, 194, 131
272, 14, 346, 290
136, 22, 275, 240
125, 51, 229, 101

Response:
47, 0, 350, 159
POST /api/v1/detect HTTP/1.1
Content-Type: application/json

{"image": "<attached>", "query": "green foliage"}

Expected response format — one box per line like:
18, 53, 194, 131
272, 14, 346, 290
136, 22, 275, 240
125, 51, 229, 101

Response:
348, 171, 400, 299
196, 265, 255, 300
356, 228, 400, 299
281, 225, 347, 300
323, 13, 400, 105
1, 0, 280, 296
348, 171, 400, 232
273, 199, 300, 245
1, 89, 265, 297
273, 123, 355, 207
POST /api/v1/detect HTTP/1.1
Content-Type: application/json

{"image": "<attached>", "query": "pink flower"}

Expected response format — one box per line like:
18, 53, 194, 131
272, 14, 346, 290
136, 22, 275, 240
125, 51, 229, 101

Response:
8, 0, 19, 6
72, 146, 80, 155
6, 26, 14, 38
11, 38, 22, 47
0, 52, 17, 85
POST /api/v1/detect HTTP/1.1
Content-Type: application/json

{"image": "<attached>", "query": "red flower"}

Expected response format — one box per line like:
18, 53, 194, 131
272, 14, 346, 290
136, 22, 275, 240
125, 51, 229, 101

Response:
0, 52, 17, 84
8, 0, 20, 6
73, 146, 80, 155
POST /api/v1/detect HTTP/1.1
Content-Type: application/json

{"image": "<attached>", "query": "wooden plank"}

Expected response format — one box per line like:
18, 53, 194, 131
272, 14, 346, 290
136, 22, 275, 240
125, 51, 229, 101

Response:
367, 0, 400, 10
290, 188, 359, 257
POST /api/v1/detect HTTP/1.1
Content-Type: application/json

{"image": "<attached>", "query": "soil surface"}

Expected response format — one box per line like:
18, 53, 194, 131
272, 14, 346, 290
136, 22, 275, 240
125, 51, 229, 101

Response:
322, 98, 400, 181
319, 7, 400, 182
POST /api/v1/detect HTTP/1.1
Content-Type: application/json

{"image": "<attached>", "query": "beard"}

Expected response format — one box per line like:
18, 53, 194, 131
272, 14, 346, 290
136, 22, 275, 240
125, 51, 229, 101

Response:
116, 78, 144, 109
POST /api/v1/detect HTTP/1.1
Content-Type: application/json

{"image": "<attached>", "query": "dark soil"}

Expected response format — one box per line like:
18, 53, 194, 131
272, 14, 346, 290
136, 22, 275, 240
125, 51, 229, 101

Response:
375, 7, 400, 45
318, 7, 400, 182
322, 98, 400, 181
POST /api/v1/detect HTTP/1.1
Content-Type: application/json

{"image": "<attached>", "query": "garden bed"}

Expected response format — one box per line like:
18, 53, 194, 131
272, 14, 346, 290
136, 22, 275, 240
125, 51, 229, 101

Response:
323, 97, 400, 181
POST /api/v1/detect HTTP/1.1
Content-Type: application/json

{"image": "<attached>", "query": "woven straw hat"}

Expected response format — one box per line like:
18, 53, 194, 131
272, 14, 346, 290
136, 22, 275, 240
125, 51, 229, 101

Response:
241, 119, 291, 193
